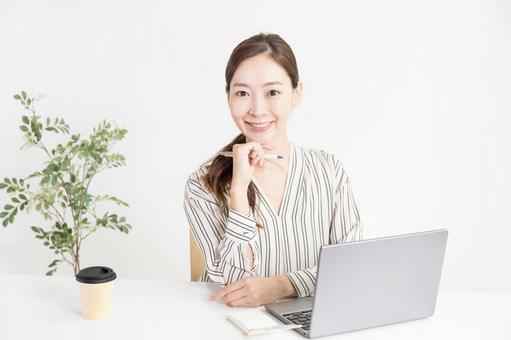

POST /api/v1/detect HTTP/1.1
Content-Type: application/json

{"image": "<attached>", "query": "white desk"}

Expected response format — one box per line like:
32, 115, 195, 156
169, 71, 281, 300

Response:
1, 274, 510, 340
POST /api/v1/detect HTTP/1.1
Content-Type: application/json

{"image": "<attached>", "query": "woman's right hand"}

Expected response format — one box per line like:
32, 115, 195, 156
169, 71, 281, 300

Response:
230, 142, 267, 191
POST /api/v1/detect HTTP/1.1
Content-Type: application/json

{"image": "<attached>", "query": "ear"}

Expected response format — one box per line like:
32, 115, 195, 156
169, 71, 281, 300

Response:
291, 81, 303, 107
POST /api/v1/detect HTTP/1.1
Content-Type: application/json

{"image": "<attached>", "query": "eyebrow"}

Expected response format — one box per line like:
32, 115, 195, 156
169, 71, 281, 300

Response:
231, 81, 284, 88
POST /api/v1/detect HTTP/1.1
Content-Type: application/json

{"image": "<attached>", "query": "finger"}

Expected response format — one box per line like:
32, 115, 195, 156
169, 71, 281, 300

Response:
233, 143, 258, 158
245, 142, 265, 156
244, 143, 266, 167
252, 146, 266, 161
223, 287, 247, 305
251, 155, 261, 167
227, 296, 251, 307
248, 149, 257, 159
210, 279, 246, 300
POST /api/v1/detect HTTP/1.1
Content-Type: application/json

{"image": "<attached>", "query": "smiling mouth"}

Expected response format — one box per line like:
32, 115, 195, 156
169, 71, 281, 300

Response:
245, 121, 274, 127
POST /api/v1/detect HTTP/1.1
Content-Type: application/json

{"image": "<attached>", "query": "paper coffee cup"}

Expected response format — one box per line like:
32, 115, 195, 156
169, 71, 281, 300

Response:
76, 266, 117, 320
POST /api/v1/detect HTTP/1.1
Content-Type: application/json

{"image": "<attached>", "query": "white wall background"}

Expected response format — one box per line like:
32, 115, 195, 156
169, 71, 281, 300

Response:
0, 0, 509, 293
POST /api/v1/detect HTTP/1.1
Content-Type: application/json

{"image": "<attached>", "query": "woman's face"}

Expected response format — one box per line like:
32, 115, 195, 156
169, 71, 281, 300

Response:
227, 53, 302, 146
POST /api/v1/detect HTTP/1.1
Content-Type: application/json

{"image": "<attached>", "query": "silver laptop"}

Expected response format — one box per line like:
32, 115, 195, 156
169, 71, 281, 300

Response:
265, 229, 448, 338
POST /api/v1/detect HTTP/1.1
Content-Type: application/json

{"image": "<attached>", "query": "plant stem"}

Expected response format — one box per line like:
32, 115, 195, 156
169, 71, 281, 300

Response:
38, 141, 81, 273
40, 198, 66, 224
60, 252, 74, 266
74, 243, 80, 275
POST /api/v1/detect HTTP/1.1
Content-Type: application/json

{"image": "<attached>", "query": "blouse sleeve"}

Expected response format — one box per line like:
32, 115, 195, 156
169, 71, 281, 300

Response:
285, 153, 364, 298
329, 154, 364, 244
183, 172, 259, 284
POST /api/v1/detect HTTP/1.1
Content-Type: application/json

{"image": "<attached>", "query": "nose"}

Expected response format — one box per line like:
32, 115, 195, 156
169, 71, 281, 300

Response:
249, 94, 269, 117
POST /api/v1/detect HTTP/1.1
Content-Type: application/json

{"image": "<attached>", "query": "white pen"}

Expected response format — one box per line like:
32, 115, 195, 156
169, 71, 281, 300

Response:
219, 151, 283, 160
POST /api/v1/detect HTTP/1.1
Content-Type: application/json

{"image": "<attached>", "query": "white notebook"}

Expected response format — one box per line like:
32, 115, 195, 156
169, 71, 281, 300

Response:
226, 308, 302, 336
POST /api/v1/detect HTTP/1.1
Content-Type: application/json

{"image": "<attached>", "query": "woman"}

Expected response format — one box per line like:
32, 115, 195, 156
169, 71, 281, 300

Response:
183, 33, 363, 307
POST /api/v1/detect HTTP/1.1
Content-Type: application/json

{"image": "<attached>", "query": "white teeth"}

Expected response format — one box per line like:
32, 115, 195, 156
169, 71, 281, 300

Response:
247, 122, 272, 127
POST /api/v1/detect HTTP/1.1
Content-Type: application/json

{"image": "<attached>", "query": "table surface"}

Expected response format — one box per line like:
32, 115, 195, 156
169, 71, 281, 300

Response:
1, 274, 510, 340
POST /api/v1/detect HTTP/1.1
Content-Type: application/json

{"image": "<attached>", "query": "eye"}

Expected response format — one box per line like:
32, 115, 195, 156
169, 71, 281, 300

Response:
235, 91, 249, 97
268, 89, 280, 96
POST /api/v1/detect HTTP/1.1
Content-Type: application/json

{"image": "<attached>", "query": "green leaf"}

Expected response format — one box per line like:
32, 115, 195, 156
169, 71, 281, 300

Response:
0, 183, 7, 189
48, 259, 60, 267
22, 116, 29, 124
20, 125, 28, 132
21, 91, 27, 99
4, 205, 14, 210
31, 226, 39, 233
60, 158, 70, 170
26, 171, 42, 179
2, 219, 8, 227
13, 94, 22, 100
46, 270, 54, 276
8, 212, 15, 223
0, 212, 8, 218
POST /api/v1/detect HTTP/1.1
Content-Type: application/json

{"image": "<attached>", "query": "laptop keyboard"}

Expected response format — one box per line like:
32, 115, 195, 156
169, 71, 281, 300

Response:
282, 309, 312, 331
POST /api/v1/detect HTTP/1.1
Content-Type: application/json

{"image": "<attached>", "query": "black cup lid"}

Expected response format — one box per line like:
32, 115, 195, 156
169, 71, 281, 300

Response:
76, 266, 117, 284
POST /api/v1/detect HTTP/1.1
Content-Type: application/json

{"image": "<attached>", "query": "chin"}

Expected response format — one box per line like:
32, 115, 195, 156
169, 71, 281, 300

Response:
248, 132, 276, 144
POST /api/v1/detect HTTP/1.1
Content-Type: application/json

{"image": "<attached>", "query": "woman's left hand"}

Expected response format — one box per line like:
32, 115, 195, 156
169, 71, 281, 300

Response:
210, 275, 296, 307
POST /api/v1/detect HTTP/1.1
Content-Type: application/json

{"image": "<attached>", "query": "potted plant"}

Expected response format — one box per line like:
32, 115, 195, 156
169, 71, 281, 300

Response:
0, 90, 132, 276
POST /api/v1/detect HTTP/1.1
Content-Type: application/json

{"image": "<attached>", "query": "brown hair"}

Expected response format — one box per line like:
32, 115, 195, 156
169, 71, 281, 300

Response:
201, 33, 300, 228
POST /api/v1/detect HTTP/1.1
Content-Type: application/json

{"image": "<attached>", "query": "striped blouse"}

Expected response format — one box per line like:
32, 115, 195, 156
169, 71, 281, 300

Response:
183, 141, 364, 298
